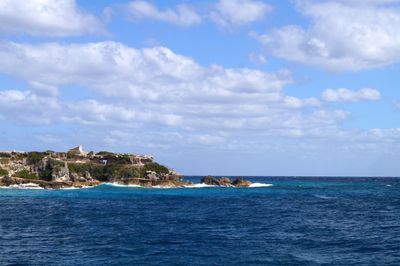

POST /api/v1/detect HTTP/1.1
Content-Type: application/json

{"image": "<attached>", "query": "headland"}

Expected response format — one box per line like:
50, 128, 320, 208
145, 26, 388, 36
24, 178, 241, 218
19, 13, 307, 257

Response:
0, 146, 253, 189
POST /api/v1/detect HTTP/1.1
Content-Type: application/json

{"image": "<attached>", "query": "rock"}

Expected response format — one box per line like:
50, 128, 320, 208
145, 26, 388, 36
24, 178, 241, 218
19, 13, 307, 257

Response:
219, 177, 233, 187
51, 163, 70, 182
70, 172, 80, 182
232, 177, 252, 187
145, 171, 158, 180
0, 175, 16, 186
201, 176, 220, 186
77, 176, 87, 182
165, 172, 182, 182
84, 171, 92, 180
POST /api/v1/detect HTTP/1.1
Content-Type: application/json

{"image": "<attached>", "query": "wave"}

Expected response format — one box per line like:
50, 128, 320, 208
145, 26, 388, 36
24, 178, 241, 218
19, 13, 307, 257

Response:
1, 183, 44, 190
60, 186, 96, 190
103, 182, 142, 188
152, 185, 178, 189
184, 183, 218, 188
249, 183, 273, 188
314, 194, 337, 200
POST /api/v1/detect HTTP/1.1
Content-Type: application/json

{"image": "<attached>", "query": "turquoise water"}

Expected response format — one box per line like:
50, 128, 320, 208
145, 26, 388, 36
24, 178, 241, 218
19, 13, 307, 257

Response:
1, 176, 400, 265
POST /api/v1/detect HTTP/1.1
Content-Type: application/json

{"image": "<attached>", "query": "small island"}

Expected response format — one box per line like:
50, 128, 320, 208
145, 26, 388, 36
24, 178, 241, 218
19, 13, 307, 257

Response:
0, 146, 253, 189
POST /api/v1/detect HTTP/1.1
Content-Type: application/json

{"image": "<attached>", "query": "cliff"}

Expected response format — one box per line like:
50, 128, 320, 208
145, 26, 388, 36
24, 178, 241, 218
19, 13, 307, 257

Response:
0, 147, 184, 189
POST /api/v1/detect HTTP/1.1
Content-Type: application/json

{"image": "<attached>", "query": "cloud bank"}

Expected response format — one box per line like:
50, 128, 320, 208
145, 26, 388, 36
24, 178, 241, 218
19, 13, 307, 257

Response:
0, 41, 349, 138
255, 0, 400, 71
0, 0, 104, 36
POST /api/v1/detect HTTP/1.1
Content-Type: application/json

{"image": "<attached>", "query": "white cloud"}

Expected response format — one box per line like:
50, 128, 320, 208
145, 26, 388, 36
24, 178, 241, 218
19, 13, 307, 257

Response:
0, 0, 104, 36
210, 0, 272, 29
321, 88, 381, 102
124, 0, 201, 27
0, 90, 59, 123
256, 0, 400, 71
0, 40, 351, 140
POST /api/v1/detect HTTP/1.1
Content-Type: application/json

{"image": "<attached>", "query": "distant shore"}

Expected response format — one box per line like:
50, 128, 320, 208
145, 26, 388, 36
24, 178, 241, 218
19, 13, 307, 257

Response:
0, 147, 254, 189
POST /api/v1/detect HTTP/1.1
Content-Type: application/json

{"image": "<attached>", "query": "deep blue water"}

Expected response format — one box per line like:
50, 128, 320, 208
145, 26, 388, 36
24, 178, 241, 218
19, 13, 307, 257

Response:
1, 176, 400, 265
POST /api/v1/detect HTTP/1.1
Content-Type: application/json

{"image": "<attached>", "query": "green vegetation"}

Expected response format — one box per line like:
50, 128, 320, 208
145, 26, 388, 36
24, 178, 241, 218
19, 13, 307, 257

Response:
0, 167, 8, 176
27, 152, 45, 165
0, 152, 11, 158
0, 149, 169, 182
66, 162, 163, 181
38, 159, 64, 181
143, 162, 169, 174
68, 163, 108, 181
105, 164, 142, 179
96, 151, 115, 156
66, 151, 76, 159
14, 170, 38, 180
11, 153, 27, 161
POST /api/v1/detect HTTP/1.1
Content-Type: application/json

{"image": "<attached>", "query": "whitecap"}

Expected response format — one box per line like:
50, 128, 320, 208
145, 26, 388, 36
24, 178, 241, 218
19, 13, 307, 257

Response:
386, 184, 393, 187
249, 183, 273, 188
60, 186, 96, 190
314, 194, 337, 200
4, 183, 44, 190
103, 182, 142, 188
152, 185, 177, 189
184, 183, 218, 188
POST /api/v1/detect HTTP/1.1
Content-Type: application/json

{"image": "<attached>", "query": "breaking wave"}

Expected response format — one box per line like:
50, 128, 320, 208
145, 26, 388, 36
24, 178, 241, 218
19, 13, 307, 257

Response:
184, 183, 218, 188
0, 183, 44, 190
248, 183, 274, 188
103, 183, 142, 188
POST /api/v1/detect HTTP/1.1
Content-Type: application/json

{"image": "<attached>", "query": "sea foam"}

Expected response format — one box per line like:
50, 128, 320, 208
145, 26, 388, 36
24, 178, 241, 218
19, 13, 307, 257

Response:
248, 183, 273, 188
1, 183, 44, 190
184, 183, 218, 188
103, 182, 142, 188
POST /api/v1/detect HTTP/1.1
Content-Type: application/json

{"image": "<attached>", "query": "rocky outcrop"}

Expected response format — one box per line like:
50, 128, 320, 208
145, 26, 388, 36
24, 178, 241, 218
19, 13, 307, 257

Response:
201, 176, 252, 187
201, 176, 221, 186
219, 177, 233, 187
232, 177, 252, 187
51, 163, 70, 182
110, 177, 187, 188
145, 171, 158, 180
0, 148, 190, 189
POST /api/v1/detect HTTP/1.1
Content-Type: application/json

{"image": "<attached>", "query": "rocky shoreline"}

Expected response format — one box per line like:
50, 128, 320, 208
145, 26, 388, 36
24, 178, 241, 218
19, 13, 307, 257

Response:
0, 146, 254, 189
0, 175, 254, 189
200, 176, 253, 187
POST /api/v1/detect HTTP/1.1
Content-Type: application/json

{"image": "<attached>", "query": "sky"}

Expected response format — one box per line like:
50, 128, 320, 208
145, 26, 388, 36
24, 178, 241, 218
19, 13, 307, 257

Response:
0, 0, 399, 176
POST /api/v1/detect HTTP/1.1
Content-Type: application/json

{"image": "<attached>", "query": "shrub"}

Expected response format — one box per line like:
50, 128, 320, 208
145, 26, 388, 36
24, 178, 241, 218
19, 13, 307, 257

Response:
68, 163, 107, 181
105, 165, 141, 179
27, 152, 45, 165
96, 151, 115, 156
143, 162, 169, 174
14, 170, 38, 179
35, 160, 68, 181
0, 152, 11, 158
0, 167, 8, 176
12, 153, 27, 161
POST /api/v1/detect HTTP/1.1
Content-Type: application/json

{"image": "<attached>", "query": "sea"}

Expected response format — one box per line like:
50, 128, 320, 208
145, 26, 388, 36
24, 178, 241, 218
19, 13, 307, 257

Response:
1, 176, 399, 265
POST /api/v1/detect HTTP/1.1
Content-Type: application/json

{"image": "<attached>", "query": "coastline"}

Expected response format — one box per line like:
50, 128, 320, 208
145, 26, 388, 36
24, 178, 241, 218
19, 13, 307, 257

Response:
0, 175, 263, 189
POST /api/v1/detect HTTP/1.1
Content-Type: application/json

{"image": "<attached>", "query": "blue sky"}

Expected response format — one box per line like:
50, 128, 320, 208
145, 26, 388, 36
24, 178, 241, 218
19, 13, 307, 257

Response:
0, 0, 399, 176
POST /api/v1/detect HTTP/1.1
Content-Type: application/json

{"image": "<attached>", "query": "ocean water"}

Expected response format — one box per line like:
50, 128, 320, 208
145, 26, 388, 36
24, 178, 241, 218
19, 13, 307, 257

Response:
1, 176, 400, 265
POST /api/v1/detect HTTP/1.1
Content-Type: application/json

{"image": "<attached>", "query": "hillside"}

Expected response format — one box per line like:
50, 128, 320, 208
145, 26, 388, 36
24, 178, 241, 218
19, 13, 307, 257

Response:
0, 146, 183, 188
